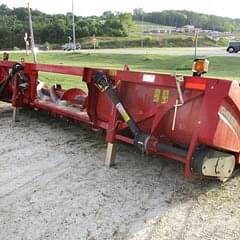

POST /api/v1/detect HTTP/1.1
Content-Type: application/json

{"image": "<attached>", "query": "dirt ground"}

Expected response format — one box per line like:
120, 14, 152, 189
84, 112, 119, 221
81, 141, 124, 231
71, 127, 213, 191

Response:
0, 103, 239, 240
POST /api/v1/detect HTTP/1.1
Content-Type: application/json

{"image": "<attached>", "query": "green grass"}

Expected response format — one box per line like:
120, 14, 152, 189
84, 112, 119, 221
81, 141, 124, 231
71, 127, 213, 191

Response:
9, 52, 240, 89
79, 34, 220, 49
39, 72, 86, 90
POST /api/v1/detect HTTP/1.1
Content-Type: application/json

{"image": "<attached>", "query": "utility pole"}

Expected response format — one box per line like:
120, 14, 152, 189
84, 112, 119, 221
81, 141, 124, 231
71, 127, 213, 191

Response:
28, 3, 37, 63
141, 13, 144, 48
193, 30, 199, 59
72, 0, 76, 52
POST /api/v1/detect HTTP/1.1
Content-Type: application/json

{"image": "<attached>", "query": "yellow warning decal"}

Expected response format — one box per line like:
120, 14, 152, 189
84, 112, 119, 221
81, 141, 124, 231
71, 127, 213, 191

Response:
122, 113, 130, 122
109, 70, 117, 77
153, 89, 161, 103
116, 103, 130, 122
161, 89, 170, 104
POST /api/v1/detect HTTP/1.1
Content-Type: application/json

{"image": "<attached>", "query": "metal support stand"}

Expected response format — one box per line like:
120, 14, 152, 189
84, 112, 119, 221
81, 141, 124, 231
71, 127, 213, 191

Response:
12, 107, 19, 123
105, 143, 116, 167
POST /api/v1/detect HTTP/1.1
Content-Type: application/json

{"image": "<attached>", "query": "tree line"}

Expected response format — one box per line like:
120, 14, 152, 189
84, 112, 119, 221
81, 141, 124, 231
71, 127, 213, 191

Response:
0, 4, 133, 49
133, 9, 240, 32
0, 4, 239, 50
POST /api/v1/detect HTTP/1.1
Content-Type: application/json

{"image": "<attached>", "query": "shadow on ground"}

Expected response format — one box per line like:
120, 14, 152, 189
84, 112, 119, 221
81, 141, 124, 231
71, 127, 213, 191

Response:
0, 106, 238, 240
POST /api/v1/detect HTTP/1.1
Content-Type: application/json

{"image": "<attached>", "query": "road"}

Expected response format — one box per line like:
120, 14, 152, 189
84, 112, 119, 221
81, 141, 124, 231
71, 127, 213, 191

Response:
1, 47, 240, 57
0, 103, 240, 240
79, 47, 239, 57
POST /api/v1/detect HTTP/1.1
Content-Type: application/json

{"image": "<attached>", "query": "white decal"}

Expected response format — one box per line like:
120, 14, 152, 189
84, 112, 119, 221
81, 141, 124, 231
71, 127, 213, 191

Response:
143, 74, 155, 83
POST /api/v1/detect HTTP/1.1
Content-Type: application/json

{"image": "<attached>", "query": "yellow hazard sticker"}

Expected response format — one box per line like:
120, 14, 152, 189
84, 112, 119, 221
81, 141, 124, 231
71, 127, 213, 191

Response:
109, 70, 117, 77
153, 88, 170, 104
161, 89, 170, 104
153, 89, 161, 103
122, 113, 130, 122
116, 103, 130, 122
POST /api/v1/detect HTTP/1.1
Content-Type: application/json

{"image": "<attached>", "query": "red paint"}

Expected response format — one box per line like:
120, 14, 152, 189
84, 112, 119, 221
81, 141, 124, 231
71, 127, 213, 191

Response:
0, 61, 240, 177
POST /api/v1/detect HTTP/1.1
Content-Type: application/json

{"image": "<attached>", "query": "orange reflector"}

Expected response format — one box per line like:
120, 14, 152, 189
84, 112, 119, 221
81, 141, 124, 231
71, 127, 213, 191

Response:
185, 81, 206, 91
192, 59, 209, 73
195, 61, 205, 72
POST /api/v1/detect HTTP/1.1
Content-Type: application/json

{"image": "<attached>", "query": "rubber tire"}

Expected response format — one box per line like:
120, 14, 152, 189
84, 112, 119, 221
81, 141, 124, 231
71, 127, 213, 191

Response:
228, 47, 235, 53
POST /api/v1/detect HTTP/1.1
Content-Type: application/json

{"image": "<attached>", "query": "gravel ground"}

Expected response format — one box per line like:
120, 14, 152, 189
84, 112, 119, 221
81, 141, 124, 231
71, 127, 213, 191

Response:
0, 103, 239, 240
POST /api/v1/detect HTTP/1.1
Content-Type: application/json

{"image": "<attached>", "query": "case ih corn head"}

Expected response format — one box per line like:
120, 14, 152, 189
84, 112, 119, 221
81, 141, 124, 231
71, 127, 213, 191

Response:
0, 59, 240, 181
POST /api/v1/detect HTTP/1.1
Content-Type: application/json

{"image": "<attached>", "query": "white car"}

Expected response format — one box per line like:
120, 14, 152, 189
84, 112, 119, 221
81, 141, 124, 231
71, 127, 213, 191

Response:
62, 43, 81, 51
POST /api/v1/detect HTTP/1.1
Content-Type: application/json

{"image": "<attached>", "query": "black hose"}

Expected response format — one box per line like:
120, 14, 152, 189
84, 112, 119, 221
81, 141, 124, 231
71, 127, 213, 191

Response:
93, 70, 149, 150
0, 63, 25, 97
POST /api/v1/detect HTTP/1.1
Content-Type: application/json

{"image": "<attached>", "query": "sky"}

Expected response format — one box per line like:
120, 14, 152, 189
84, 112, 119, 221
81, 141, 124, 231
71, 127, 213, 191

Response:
2, 0, 239, 19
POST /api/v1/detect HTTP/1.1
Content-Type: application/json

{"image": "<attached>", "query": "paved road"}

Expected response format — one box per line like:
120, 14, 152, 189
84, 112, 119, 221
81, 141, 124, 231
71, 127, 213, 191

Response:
1, 47, 240, 57
77, 47, 240, 57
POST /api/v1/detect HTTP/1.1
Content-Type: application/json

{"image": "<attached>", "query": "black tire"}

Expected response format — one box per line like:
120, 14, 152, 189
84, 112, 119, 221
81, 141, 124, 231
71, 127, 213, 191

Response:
228, 47, 235, 53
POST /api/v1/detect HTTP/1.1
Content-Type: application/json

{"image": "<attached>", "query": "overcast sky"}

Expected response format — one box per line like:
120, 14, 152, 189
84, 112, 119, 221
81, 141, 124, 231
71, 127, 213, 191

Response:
2, 0, 239, 19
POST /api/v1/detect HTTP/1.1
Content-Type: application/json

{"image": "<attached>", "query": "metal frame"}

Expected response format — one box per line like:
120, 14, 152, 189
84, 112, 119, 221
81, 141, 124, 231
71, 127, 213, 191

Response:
0, 61, 240, 179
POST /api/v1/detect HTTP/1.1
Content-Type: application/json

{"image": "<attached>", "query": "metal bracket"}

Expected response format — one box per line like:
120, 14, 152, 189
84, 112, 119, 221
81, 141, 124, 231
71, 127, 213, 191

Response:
105, 143, 117, 167
12, 107, 19, 124
172, 75, 185, 131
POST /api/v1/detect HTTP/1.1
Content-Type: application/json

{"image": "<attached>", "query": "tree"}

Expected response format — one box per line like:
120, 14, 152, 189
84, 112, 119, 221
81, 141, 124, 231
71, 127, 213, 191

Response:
133, 8, 144, 21
133, 9, 240, 32
0, 4, 11, 15
102, 11, 114, 19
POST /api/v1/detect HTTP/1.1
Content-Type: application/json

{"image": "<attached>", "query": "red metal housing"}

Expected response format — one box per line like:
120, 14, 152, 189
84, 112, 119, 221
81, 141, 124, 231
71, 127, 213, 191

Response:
0, 60, 239, 179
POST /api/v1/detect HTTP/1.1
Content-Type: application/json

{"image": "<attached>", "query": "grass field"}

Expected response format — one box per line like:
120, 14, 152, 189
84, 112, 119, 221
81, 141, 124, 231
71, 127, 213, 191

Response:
9, 52, 240, 89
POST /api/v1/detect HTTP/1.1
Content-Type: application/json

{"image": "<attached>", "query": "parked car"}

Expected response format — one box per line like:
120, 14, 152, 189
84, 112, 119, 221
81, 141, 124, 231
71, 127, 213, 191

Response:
226, 41, 240, 53
62, 43, 81, 51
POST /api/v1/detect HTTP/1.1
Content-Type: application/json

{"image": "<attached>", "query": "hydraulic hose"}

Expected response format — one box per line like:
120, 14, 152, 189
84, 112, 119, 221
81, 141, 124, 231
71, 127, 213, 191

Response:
93, 70, 149, 151
0, 63, 24, 97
